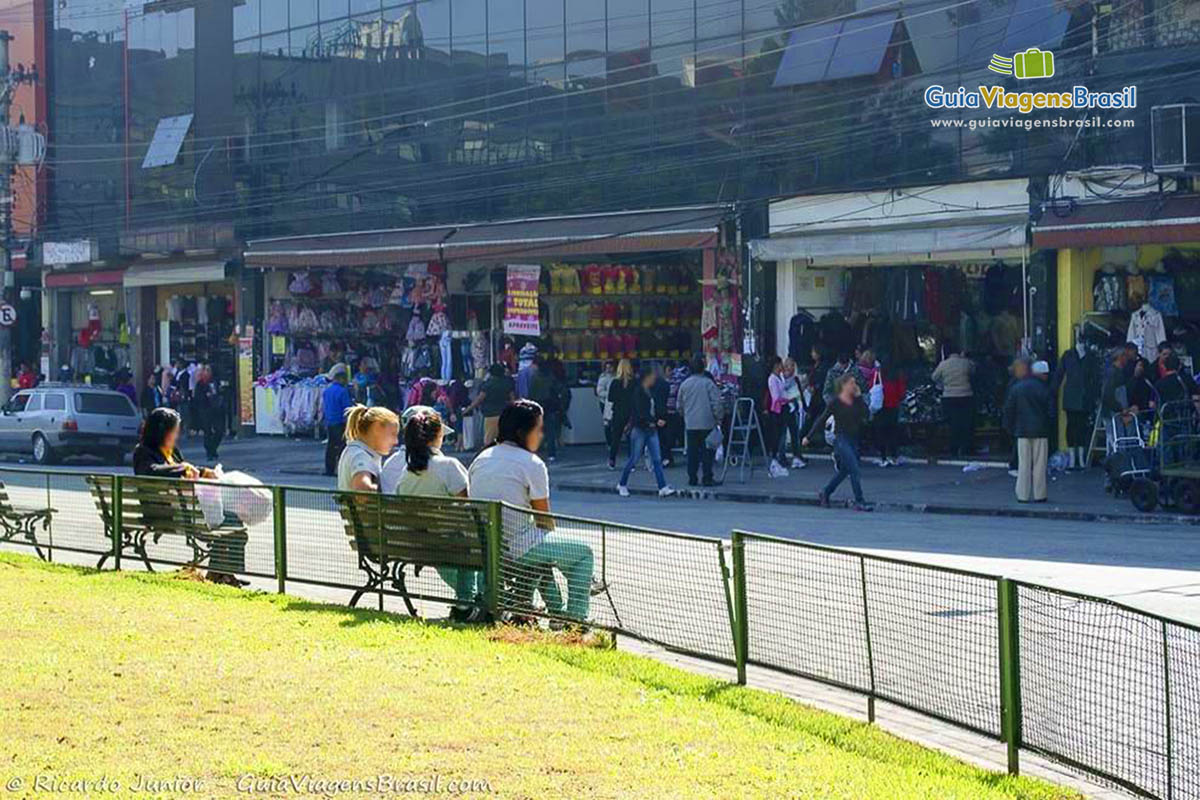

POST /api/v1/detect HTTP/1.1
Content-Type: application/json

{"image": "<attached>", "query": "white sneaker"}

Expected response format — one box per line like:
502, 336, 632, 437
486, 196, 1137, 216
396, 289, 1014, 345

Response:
1007, 469, 1019, 478
658, 486, 676, 497
768, 460, 789, 478
617, 485, 630, 497
790, 457, 807, 469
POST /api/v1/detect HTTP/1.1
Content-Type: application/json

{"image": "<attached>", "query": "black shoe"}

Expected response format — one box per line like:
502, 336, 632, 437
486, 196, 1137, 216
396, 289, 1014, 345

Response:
817, 490, 830, 508
449, 605, 490, 624
687, 479, 699, 487
852, 501, 874, 512
701, 478, 722, 487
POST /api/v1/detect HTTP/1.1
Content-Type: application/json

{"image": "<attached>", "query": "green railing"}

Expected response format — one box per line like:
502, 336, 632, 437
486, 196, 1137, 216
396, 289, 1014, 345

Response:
0, 465, 1195, 799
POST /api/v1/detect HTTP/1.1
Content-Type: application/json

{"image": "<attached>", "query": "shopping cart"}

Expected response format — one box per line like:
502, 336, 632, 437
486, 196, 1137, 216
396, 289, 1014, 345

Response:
1104, 410, 1152, 497
1129, 400, 1200, 513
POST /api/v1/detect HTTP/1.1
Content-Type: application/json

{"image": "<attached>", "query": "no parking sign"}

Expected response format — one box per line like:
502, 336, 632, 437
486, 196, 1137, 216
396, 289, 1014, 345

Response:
0, 303, 15, 327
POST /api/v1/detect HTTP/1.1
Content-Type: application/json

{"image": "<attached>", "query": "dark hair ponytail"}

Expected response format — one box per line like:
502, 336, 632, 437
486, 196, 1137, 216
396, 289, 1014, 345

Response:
404, 410, 444, 473
494, 399, 543, 452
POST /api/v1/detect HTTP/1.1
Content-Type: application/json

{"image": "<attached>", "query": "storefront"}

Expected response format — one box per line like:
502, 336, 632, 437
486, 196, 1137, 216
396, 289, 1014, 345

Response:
1033, 191, 1200, 446
42, 267, 132, 386
243, 206, 738, 443
754, 179, 1034, 456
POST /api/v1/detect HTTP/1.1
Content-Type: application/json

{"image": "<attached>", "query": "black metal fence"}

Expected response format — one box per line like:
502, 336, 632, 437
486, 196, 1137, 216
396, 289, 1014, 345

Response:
0, 465, 1195, 799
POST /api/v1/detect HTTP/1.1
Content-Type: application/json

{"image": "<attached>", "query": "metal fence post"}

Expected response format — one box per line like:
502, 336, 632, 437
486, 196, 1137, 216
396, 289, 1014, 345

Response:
43, 473, 52, 562
859, 556, 877, 723
273, 486, 287, 594
485, 502, 503, 620
1162, 620, 1174, 800
730, 532, 748, 686
997, 578, 1022, 776
111, 475, 123, 571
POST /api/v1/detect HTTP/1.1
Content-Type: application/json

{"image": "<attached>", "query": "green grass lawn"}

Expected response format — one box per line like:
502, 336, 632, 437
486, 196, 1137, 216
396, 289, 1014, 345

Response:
0, 552, 1077, 800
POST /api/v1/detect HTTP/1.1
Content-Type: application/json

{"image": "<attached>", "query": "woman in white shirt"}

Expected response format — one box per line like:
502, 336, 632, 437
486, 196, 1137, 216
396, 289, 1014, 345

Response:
335, 405, 400, 492
469, 400, 594, 622
394, 407, 484, 623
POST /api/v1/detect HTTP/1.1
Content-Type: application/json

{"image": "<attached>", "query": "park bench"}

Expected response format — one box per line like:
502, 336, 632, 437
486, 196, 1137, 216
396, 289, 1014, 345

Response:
0, 478, 54, 561
91, 475, 248, 574
336, 492, 490, 615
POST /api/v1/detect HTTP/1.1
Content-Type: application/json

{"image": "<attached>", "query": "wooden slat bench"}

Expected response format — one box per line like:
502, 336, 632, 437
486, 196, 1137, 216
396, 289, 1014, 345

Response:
0, 478, 54, 561
91, 476, 248, 574
336, 492, 491, 615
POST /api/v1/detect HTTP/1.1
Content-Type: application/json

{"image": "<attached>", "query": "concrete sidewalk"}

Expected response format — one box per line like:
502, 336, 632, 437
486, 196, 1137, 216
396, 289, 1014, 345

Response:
551, 444, 1198, 526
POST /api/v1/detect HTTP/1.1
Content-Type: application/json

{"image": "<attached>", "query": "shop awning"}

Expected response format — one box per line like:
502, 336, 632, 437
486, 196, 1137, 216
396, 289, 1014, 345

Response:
243, 206, 729, 267
773, 11, 900, 88
1032, 195, 1200, 249
123, 260, 231, 288
438, 207, 726, 260
244, 226, 456, 268
752, 179, 1030, 265
44, 268, 126, 289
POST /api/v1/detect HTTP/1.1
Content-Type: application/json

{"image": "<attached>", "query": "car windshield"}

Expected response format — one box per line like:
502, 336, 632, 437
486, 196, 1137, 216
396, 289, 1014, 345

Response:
75, 393, 136, 416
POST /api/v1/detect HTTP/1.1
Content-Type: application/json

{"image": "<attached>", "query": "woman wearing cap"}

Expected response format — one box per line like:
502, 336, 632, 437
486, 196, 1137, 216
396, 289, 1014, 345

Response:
389, 407, 484, 622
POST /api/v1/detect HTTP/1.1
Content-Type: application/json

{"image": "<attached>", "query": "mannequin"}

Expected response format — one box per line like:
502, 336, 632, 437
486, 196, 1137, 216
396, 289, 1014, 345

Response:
1127, 294, 1166, 361
1053, 327, 1099, 470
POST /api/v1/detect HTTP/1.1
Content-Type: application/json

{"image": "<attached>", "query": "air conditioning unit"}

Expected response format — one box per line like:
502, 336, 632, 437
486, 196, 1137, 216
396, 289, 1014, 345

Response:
1152, 103, 1200, 174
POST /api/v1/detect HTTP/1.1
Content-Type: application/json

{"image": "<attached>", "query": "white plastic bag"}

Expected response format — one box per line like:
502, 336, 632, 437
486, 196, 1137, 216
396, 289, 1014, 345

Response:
194, 481, 226, 529
868, 372, 883, 416
218, 469, 273, 527
823, 415, 837, 445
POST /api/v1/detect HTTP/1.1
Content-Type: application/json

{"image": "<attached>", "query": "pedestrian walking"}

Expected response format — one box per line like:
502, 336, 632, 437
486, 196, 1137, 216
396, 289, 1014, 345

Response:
932, 344, 976, 459
192, 366, 224, 462
322, 364, 354, 476
801, 346, 831, 446
677, 357, 723, 487
822, 353, 866, 406
529, 357, 567, 462
663, 360, 690, 468
616, 366, 675, 497
596, 360, 616, 450
141, 369, 164, 418
805, 374, 872, 511
606, 358, 636, 469
1003, 360, 1053, 503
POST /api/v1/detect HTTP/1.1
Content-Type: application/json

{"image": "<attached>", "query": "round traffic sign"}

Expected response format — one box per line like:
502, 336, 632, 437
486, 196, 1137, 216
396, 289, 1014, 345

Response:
0, 303, 15, 327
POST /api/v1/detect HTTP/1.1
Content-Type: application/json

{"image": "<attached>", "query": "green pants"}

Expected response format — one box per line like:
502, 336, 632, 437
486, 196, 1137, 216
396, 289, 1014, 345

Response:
511, 534, 594, 621
436, 567, 482, 607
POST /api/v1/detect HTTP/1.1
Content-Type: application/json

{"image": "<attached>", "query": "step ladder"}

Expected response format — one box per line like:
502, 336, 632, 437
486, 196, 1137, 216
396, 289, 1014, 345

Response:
720, 397, 769, 484
1086, 399, 1108, 466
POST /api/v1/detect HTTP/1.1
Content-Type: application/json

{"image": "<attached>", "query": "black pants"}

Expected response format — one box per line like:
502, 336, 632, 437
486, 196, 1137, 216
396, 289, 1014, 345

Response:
942, 397, 975, 457
685, 428, 715, 484
607, 414, 628, 464
1066, 410, 1090, 448
875, 407, 900, 460
772, 409, 802, 462
325, 422, 345, 476
203, 420, 223, 460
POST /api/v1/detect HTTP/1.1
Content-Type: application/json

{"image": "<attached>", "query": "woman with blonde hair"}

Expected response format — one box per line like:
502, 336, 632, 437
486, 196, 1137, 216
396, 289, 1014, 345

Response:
336, 404, 400, 492
605, 358, 636, 469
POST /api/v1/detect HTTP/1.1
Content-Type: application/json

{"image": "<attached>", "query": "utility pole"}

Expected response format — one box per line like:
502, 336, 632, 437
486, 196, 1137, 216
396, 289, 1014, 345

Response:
0, 31, 39, 404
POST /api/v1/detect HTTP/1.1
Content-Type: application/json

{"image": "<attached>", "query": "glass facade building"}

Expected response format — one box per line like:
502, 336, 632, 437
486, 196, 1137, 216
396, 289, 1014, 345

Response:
46, 0, 1197, 244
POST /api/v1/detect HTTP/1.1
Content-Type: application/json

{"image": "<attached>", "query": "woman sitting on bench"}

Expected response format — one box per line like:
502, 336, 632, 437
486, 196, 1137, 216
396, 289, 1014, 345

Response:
336, 405, 401, 493
132, 408, 247, 587
469, 400, 594, 624
392, 406, 486, 623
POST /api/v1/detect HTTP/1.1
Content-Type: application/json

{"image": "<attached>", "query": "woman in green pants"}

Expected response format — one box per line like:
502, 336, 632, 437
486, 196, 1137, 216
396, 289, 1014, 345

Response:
468, 400, 594, 623
392, 405, 486, 623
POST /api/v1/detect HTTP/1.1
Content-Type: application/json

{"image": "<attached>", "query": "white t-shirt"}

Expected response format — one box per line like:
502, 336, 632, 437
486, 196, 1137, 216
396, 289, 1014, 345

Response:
390, 450, 469, 498
468, 442, 550, 557
379, 447, 408, 495
336, 440, 385, 491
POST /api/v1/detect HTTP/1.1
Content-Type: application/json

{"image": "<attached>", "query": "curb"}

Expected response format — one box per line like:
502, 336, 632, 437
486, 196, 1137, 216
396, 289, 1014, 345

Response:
553, 481, 1200, 527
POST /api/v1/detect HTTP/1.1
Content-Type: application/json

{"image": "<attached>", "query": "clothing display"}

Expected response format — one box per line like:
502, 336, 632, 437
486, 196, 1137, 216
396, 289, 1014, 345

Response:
1127, 304, 1167, 361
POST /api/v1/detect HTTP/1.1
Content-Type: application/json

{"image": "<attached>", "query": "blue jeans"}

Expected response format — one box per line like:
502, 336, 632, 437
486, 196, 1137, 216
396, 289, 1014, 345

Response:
823, 434, 865, 503
619, 426, 667, 489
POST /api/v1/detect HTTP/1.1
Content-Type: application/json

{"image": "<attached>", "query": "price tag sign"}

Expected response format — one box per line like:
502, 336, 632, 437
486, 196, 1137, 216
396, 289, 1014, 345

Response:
0, 303, 16, 327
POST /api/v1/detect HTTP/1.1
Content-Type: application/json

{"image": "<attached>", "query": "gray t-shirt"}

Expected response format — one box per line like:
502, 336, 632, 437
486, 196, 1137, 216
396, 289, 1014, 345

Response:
336, 440, 384, 491
468, 442, 550, 557
391, 450, 469, 498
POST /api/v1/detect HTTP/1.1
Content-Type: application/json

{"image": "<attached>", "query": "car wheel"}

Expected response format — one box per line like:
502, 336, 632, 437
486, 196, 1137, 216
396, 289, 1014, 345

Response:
1129, 478, 1159, 513
32, 433, 56, 465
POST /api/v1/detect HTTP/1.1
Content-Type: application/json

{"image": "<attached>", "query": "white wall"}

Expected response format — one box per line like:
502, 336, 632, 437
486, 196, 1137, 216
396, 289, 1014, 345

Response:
774, 261, 846, 357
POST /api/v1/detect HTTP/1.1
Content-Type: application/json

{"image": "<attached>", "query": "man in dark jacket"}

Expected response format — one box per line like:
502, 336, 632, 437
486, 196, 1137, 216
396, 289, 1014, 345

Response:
1004, 361, 1053, 502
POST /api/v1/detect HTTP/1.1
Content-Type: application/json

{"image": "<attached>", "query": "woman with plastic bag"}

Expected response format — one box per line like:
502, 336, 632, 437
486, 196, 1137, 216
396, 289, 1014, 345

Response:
133, 408, 248, 586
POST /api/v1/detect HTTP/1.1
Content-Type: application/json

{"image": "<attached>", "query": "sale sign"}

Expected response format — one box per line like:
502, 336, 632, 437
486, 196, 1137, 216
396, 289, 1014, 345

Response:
503, 264, 541, 336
